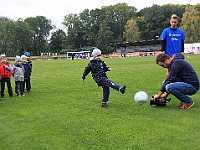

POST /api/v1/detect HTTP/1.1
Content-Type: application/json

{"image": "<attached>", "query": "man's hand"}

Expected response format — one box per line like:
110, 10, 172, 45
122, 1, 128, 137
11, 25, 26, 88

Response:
153, 94, 160, 99
160, 93, 168, 100
154, 91, 163, 100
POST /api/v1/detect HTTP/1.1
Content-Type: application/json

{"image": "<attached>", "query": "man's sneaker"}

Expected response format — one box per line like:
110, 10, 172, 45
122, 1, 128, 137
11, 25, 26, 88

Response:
102, 103, 109, 107
181, 100, 194, 109
119, 86, 126, 94
177, 101, 184, 107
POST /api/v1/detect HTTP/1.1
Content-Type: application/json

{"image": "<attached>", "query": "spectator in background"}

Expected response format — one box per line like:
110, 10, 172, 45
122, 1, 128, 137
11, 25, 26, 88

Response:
160, 14, 186, 57
160, 14, 186, 78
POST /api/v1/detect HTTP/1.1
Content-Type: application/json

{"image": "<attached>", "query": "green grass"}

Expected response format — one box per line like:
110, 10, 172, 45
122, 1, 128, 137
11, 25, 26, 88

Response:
0, 55, 200, 150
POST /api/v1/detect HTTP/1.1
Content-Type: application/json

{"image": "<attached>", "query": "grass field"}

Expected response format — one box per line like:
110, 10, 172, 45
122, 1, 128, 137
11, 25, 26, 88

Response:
0, 55, 200, 150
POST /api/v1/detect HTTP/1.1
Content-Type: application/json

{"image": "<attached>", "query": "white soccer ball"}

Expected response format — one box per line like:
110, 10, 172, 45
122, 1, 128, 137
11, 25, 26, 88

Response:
134, 91, 148, 104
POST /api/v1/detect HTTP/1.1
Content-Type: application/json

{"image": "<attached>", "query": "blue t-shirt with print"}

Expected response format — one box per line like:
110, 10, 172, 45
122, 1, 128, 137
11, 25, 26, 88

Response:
160, 27, 186, 57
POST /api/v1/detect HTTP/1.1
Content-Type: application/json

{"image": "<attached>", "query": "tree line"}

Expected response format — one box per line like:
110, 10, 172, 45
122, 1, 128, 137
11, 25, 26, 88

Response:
0, 3, 199, 56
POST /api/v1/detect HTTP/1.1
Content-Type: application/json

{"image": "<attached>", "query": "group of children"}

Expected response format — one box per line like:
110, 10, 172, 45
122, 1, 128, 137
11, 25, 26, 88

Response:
0, 52, 32, 100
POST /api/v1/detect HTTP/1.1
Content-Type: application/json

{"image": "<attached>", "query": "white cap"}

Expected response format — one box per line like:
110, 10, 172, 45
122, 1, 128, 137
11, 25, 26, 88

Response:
92, 49, 101, 57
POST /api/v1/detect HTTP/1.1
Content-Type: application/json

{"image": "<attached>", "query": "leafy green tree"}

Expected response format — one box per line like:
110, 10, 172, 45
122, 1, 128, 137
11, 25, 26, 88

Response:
14, 19, 33, 56
24, 16, 53, 55
96, 20, 114, 53
0, 17, 14, 55
101, 3, 137, 43
139, 4, 185, 40
62, 2, 137, 52
123, 19, 140, 42
49, 29, 67, 53
181, 5, 200, 43
63, 13, 81, 50
134, 16, 149, 40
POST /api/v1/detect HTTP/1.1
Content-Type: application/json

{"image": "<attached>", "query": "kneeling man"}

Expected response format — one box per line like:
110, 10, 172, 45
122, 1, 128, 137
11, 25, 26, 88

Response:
154, 53, 199, 109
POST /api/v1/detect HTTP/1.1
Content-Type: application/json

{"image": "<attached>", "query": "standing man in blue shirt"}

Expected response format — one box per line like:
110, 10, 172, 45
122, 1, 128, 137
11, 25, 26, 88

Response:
154, 53, 199, 109
160, 14, 186, 78
160, 14, 186, 57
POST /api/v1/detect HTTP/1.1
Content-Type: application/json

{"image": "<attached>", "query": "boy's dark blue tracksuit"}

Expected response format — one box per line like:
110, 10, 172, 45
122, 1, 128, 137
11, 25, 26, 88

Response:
22, 61, 32, 92
82, 59, 121, 103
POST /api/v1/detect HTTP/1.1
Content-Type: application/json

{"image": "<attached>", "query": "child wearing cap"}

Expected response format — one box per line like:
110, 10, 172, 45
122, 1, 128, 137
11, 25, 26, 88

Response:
12, 56, 25, 97
24, 52, 32, 91
0, 54, 13, 98
21, 55, 32, 93
82, 49, 126, 107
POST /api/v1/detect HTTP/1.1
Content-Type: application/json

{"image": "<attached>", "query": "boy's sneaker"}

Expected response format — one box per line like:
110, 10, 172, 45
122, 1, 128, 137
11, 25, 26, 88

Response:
16, 94, 20, 97
177, 101, 184, 107
21, 94, 25, 96
102, 103, 109, 107
181, 100, 194, 109
119, 86, 126, 94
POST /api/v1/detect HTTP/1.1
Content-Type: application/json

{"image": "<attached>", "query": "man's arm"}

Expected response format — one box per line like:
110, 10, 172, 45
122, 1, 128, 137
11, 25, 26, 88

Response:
161, 40, 166, 52
181, 40, 184, 53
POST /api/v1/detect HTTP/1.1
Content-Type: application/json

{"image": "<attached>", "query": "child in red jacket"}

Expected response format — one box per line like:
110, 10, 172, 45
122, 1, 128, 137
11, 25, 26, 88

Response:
0, 54, 13, 98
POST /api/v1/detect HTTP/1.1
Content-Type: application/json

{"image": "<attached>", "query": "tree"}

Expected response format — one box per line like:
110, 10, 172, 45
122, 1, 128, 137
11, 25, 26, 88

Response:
0, 17, 14, 55
134, 16, 149, 41
181, 5, 200, 43
14, 19, 33, 56
101, 3, 137, 43
49, 29, 67, 53
63, 13, 82, 50
139, 4, 185, 40
24, 16, 53, 55
96, 20, 114, 53
62, 2, 137, 52
123, 19, 140, 42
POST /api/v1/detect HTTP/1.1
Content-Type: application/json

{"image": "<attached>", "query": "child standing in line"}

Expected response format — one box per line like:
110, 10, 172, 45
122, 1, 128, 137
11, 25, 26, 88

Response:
12, 56, 25, 97
82, 49, 126, 107
0, 54, 13, 98
21, 55, 32, 93
24, 52, 32, 92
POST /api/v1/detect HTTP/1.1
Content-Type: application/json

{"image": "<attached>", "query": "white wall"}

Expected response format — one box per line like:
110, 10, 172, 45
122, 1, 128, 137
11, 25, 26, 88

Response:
184, 43, 200, 54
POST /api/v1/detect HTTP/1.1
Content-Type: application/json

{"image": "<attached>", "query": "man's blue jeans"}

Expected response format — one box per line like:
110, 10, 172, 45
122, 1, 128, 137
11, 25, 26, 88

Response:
165, 82, 198, 102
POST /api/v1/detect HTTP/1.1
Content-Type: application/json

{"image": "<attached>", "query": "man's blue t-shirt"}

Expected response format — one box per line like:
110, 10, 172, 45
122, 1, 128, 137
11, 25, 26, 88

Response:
160, 27, 186, 57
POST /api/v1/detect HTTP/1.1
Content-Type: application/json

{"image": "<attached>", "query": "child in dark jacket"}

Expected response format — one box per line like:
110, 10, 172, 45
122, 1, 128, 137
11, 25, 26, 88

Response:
24, 52, 32, 91
21, 55, 32, 93
82, 49, 126, 107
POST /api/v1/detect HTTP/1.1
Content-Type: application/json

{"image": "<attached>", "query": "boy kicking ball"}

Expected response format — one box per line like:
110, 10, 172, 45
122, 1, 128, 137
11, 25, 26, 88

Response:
82, 49, 126, 107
